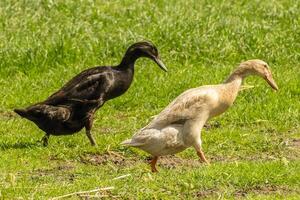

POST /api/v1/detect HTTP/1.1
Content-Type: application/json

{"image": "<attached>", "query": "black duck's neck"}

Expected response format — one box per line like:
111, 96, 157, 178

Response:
118, 50, 142, 70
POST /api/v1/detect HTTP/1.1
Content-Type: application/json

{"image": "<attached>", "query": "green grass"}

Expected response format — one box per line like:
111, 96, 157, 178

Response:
1, 0, 300, 199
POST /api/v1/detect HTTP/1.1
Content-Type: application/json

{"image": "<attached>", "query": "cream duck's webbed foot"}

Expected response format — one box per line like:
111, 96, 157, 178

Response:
85, 116, 97, 146
150, 156, 159, 173
41, 133, 50, 147
196, 149, 210, 165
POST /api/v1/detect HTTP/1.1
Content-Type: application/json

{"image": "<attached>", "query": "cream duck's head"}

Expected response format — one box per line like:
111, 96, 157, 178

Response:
238, 59, 278, 91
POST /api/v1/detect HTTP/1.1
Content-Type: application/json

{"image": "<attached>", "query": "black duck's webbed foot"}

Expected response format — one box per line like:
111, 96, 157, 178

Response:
86, 130, 97, 146
41, 133, 50, 147
85, 116, 97, 146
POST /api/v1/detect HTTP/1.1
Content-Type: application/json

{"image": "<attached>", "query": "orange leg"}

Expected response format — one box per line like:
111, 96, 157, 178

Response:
196, 149, 210, 165
150, 156, 159, 172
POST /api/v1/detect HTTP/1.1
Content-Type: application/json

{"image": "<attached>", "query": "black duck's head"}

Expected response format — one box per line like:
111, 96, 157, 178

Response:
123, 41, 168, 72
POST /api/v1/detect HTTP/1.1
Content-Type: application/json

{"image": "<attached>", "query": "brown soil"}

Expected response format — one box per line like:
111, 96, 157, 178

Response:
154, 155, 203, 169
290, 139, 300, 147
31, 164, 74, 176
195, 188, 218, 198
195, 185, 297, 198
235, 185, 295, 197
80, 152, 204, 169
0, 110, 17, 119
80, 142, 299, 169
28, 163, 75, 182
80, 151, 137, 166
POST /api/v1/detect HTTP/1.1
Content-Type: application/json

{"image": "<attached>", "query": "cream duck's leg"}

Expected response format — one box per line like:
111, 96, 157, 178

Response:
196, 148, 210, 164
150, 156, 159, 172
85, 115, 97, 146
183, 118, 210, 164
194, 140, 210, 164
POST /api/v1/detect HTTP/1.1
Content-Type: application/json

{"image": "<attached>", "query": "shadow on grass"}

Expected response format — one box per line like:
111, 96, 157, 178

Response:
0, 141, 40, 150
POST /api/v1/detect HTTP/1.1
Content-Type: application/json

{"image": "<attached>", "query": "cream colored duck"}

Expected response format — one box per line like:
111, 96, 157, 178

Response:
122, 59, 278, 172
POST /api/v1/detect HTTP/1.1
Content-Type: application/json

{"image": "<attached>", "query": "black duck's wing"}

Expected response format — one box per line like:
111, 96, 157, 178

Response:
45, 66, 112, 105
25, 104, 71, 122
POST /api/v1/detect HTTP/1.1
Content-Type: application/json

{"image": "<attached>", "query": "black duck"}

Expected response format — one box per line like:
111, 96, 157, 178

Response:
14, 41, 167, 146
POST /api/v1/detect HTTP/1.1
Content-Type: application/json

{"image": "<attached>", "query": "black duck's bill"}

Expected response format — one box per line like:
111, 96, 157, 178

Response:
154, 57, 168, 72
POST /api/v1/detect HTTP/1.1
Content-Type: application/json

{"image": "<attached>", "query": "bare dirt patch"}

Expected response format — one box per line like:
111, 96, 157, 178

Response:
80, 152, 296, 169
289, 139, 300, 147
195, 185, 298, 198
207, 147, 300, 163
195, 188, 218, 198
80, 151, 137, 166
235, 185, 296, 197
153, 155, 203, 169
80, 152, 204, 169
0, 110, 17, 119
28, 162, 76, 182
80, 148, 299, 169
31, 163, 75, 177
209, 153, 281, 163
284, 138, 300, 160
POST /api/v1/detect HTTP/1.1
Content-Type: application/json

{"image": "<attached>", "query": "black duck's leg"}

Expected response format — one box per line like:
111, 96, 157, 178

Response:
41, 133, 50, 147
85, 115, 97, 146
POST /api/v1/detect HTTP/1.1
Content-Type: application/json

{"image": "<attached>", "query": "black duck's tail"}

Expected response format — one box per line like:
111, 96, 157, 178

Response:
14, 108, 28, 118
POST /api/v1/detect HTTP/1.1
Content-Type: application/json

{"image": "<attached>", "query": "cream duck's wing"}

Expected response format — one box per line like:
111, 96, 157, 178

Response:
146, 88, 211, 129
121, 128, 160, 147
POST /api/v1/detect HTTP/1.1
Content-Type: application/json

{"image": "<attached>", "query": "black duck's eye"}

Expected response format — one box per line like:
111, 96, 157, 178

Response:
152, 47, 158, 55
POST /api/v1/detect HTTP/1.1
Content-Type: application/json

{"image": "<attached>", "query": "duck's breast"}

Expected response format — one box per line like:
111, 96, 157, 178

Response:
208, 84, 239, 118
105, 69, 134, 100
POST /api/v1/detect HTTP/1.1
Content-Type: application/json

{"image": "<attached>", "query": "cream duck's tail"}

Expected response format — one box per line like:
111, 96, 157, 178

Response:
121, 139, 144, 147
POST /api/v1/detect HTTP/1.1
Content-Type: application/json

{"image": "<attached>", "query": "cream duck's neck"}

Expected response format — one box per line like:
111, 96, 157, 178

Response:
223, 76, 242, 102
220, 66, 253, 105
225, 65, 252, 84
224, 70, 243, 90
